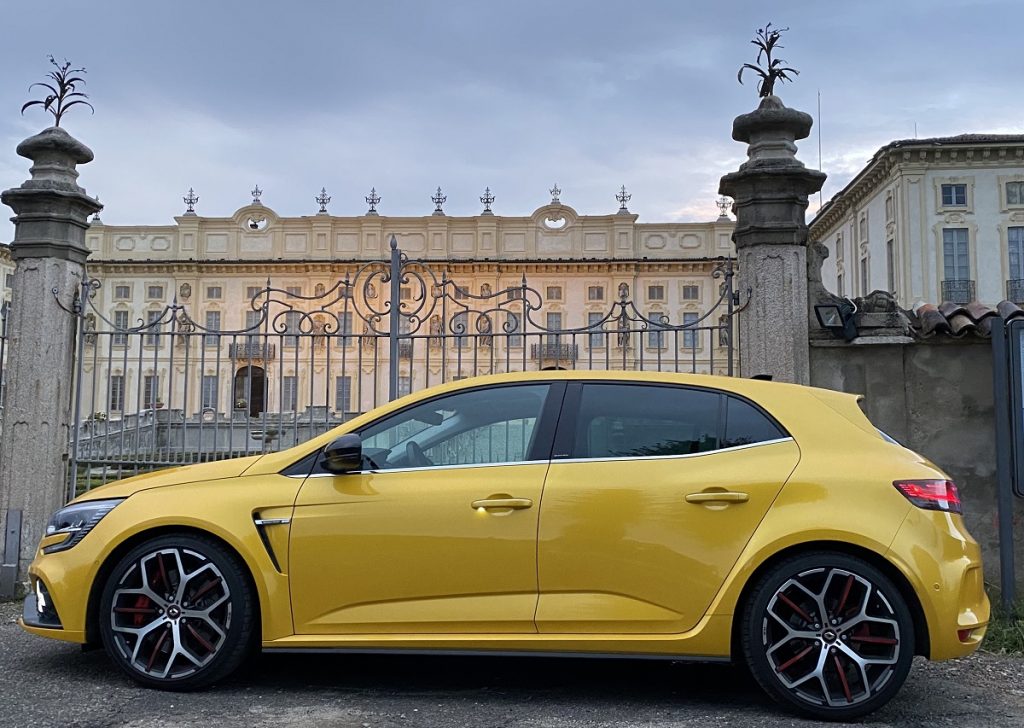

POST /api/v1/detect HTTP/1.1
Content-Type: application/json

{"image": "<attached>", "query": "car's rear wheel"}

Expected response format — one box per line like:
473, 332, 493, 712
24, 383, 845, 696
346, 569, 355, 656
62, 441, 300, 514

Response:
98, 533, 256, 690
741, 552, 915, 721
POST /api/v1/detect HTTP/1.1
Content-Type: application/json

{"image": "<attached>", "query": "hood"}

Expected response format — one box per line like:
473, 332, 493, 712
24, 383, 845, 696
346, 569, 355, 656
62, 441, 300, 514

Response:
75, 455, 265, 502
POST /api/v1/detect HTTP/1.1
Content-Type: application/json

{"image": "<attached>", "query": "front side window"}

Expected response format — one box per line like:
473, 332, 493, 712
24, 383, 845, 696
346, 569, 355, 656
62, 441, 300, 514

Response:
358, 384, 551, 470
570, 384, 785, 460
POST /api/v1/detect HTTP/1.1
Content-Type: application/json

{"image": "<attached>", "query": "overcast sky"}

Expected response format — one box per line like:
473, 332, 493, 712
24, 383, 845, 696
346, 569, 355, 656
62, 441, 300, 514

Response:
2, 0, 1022, 241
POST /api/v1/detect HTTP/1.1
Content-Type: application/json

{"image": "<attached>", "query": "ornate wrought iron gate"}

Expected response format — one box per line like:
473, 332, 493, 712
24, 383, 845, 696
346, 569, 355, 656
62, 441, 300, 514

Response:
63, 240, 742, 495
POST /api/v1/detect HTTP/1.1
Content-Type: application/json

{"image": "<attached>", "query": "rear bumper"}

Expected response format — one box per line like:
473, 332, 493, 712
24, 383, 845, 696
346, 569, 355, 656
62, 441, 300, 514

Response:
887, 509, 989, 660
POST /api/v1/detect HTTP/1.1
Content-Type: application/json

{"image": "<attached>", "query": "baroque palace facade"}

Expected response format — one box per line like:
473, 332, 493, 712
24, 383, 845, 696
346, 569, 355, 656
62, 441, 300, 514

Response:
68, 193, 735, 420
810, 134, 1024, 307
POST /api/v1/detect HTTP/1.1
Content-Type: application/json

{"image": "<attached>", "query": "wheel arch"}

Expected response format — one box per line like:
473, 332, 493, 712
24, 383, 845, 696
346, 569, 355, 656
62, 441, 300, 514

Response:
728, 540, 930, 660
84, 525, 263, 647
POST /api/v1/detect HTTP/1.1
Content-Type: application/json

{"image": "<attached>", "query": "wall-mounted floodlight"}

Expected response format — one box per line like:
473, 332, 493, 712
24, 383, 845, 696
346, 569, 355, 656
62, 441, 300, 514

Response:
814, 300, 858, 341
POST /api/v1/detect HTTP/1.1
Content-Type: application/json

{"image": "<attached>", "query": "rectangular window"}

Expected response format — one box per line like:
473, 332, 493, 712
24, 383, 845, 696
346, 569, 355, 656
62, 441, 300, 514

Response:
647, 311, 666, 348
507, 313, 522, 348
246, 286, 262, 300
886, 240, 896, 293
942, 183, 967, 207
204, 311, 221, 348
682, 285, 699, 300
647, 285, 665, 301
283, 311, 301, 348
860, 257, 869, 295
113, 310, 130, 346
335, 375, 352, 413
455, 285, 469, 300
114, 285, 131, 300
143, 374, 159, 409
285, 285, 302, 296
1009, 227, 1024, 280
885, 194, 894, 222
1008, 182, 1024, 206
201, 375, 219, 410
587, 285, 604, 301
836, 235, 844, 261
400, 286, 412, 299
281, 376, 298, 412
145, 310, 162, 346
505, 287, 523, 302
336, 311, 353, 346
206, 286, 222, 300
588, 312, 605, 348
4, 273, 13, 289
147, 285, 164, 300
545, 312, 562, 347
245, 309, 262, 347
109, 375, 125, 411
683, 312, 699, 349
942, 228, 970, 280
546, 286, 563, 301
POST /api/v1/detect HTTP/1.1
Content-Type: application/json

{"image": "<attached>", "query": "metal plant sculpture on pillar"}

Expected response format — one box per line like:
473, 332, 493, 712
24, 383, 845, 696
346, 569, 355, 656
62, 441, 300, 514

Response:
0, 56, 103, 596
719, 24, 825, 384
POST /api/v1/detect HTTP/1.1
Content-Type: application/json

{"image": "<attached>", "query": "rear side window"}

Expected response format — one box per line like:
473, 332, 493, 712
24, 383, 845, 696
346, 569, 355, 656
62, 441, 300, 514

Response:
723, 395, 786, 448
571, 383, 786, 460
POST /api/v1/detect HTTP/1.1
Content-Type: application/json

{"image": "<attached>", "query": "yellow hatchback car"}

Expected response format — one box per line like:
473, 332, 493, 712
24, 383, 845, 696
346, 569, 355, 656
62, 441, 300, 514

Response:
20, 371, 987, 720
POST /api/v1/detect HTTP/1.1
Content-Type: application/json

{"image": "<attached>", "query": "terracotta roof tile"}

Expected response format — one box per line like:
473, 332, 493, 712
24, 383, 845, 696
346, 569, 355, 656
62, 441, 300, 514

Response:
910, 300, 1024, 338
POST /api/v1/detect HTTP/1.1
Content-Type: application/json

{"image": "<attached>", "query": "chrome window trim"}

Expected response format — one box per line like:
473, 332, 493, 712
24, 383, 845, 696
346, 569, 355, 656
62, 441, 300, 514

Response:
290, 437, 793, 478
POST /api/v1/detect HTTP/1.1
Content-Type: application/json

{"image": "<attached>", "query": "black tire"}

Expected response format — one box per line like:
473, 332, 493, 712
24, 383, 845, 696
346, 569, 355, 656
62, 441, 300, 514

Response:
741, 552, 915, 721
98, 533, 257, 690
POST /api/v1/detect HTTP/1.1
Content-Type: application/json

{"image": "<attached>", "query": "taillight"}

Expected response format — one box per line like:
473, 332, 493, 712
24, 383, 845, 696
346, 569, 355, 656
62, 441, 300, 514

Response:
893, 479, 962, 514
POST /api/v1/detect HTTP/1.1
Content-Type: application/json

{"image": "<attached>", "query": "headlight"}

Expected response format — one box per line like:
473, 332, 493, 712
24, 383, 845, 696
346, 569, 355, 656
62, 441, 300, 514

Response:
43, 499, 124, 554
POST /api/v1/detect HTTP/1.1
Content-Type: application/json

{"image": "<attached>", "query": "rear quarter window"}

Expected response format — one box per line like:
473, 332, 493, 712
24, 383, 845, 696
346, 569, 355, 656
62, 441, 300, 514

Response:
722, 395, 787, 448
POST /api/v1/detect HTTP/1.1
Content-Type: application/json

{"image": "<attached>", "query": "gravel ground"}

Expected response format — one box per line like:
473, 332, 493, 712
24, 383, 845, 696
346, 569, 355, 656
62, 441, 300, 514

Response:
1, 600, 1022, 728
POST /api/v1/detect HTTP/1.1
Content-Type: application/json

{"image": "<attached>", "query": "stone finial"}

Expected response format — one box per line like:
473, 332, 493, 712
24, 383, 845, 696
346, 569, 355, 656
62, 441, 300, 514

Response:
480, 187, 494, 215
15, 126, 94, 192
365, 187, 380, 215
431, 186, 447, 215
716, 196, 732, 220
616, 185, 631, 213
550, 183, 562, 204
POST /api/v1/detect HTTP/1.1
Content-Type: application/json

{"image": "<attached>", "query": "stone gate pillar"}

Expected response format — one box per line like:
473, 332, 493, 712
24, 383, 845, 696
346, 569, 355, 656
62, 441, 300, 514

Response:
719, 96, 825, 383
0, 127, 101, 592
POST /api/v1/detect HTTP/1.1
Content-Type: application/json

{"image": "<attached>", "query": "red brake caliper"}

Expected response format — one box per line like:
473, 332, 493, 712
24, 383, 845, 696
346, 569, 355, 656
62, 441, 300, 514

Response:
133, 595, 150, 627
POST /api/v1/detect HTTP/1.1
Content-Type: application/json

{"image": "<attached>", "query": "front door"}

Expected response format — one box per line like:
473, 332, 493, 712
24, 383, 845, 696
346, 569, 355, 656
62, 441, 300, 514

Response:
289, 382, 563, 634
536, 382, 800, 634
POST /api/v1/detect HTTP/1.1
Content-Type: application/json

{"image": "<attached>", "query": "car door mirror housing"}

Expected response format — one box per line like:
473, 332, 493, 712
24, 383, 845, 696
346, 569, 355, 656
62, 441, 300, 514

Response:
323, 433, 362, 473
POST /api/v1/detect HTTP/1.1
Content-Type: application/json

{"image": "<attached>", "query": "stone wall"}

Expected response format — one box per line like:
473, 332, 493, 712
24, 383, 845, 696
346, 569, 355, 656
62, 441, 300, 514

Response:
809, 337, 1023, 588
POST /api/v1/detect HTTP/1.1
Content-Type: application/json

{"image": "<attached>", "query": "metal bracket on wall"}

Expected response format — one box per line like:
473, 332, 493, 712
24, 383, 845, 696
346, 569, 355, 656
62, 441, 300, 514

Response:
0, 509, 22, 599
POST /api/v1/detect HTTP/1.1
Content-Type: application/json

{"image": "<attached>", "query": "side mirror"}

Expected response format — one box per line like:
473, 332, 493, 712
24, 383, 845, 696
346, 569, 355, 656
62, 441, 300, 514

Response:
323, 433, 362, 474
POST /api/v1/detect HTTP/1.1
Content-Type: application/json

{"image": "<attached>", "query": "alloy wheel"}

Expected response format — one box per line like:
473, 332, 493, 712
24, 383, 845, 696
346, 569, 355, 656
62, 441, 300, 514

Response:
108, 547, 232, 680
761, 566, 901, 708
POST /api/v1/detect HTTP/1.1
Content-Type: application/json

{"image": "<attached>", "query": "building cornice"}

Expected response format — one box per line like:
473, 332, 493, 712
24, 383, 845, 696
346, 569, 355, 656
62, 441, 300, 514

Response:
810, 135, 1024, 238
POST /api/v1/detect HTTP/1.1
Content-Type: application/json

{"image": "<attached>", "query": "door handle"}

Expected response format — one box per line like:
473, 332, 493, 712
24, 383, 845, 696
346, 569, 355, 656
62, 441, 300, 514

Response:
471, 498, 534, 510
685, 491, 749, 504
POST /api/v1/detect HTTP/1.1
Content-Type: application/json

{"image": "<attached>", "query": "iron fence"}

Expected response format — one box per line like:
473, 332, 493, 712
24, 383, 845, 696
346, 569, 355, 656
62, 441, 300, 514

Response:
60, 241, 742, 495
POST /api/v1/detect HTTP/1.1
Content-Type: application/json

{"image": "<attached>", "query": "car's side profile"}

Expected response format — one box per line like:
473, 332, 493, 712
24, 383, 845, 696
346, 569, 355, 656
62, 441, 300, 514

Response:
20, 371, 988, 720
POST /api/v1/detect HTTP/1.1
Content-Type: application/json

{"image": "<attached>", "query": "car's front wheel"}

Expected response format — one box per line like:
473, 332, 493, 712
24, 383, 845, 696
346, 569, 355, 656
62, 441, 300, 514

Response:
741, 552, 915, 721
98, 533, 256, 690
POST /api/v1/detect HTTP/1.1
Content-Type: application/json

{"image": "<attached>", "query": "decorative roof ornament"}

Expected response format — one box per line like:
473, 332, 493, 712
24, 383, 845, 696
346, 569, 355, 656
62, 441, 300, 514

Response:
251, 184, 263, 205
91, 195, 102, 223
737, 23, 799, 98
717, 195, 733, 219
365, 187, 380, 215
479, 187, 495, 215
315, 187, 331, 214
431, 186, 447, 215
183, 187, 199, 215
550, 183, 562, 205
616, 185, 631, 213
21, 55, 94, 128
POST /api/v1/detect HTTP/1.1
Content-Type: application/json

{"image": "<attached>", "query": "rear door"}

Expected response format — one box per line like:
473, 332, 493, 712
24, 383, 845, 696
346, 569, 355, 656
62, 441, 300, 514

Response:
535, 381, 800, 634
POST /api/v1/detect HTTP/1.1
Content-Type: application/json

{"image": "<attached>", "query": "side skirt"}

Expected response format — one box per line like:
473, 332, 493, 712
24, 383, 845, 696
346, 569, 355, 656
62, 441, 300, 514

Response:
261, 646, 731, 663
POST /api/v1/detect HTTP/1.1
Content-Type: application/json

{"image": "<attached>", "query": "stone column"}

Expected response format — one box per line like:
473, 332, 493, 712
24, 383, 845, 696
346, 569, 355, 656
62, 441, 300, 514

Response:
0, 127, 102, 590
719, 96, 826, 384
